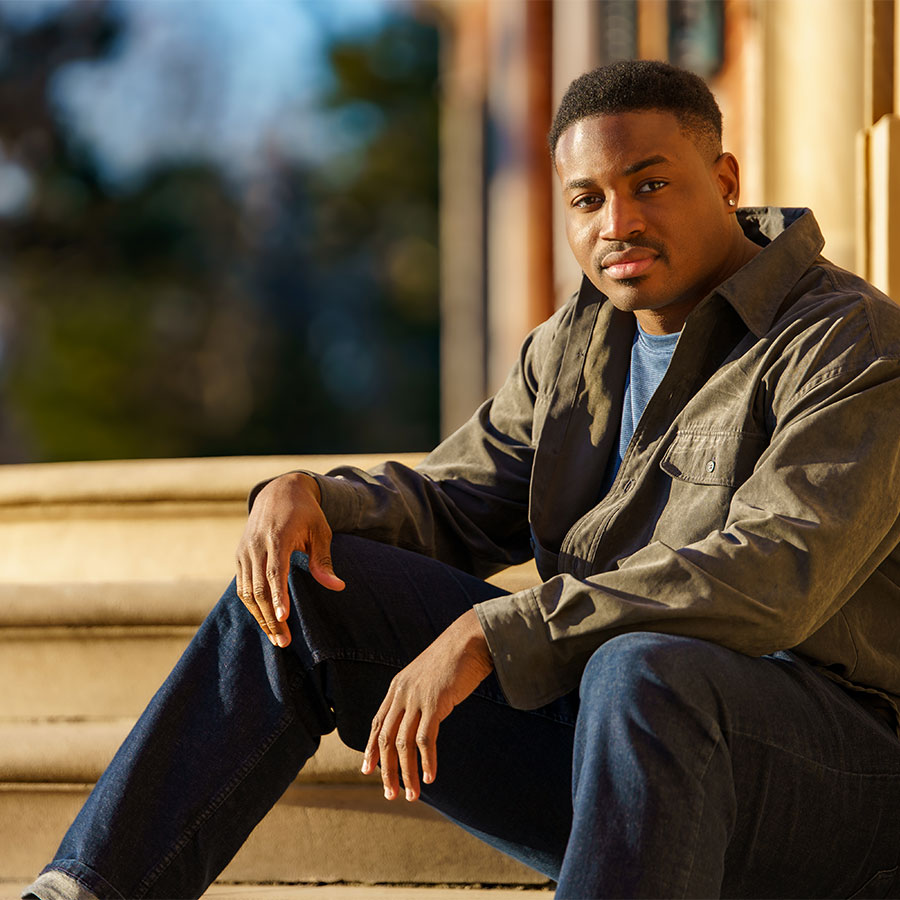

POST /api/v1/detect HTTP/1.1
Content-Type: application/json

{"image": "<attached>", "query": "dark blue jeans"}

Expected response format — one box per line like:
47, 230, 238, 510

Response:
33, 536, 900, 898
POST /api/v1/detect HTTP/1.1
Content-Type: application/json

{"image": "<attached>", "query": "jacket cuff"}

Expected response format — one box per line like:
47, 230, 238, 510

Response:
245, 470, 362, 533
474, 588, 562, 710
314, 474, 363, 532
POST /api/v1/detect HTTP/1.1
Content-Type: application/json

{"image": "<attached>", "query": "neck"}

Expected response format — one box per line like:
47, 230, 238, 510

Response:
635, 229, 762, 335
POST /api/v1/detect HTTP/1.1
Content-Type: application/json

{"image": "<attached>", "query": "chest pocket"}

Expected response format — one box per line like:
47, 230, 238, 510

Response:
653, 429, 768, 547
659, 428, 766, 488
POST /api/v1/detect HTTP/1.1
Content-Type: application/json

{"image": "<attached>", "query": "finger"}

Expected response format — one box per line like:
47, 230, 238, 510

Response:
249, 553, 283, 647
396, 710, 422, 802
377, 707, 404, 801
307, 525, 346, 592
262, 549, 292, 648
362, 697, 389, 775
236, 555, 272, 639
265, 541, 291, 625
417, 714, 440, 787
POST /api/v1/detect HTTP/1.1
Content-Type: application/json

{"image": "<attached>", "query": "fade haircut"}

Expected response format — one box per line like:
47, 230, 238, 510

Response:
549, 59, 723, 162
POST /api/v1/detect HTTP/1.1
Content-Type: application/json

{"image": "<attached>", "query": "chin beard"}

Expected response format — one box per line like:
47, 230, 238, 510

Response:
605, 273, 651, 291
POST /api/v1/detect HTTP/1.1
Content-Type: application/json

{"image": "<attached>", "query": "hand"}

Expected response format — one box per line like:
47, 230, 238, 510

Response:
362, 608, 493, 802
235, 472, 345, 648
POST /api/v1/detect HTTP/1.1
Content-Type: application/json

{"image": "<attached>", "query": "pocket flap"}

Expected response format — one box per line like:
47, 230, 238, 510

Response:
659, 429, 765, 487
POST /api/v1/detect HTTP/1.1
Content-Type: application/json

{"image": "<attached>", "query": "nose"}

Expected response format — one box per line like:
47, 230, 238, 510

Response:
598, 193, 645, 241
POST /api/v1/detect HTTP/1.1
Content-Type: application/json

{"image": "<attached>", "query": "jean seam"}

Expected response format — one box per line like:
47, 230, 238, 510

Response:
132, 672, 305, 898
728, 727, 900, 778
309, 647, 405, 668
674, 723, 721, 900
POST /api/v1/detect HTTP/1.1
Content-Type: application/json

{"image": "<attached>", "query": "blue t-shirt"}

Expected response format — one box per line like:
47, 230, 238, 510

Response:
603, 323, 680, 494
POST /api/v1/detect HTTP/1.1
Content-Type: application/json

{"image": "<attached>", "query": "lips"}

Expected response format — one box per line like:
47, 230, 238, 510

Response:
600, 249, 657, 280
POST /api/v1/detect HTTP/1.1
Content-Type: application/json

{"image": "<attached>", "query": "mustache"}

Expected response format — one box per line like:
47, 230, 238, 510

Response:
596, 238, 669, 273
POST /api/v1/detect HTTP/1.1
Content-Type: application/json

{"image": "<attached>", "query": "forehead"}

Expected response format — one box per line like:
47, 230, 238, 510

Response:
554, 111, 702, 181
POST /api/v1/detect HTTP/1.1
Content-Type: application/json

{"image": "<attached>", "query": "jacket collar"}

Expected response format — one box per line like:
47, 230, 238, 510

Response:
713, 206, 826, 337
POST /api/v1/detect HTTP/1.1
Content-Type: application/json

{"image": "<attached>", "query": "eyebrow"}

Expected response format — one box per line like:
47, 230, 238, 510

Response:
564, 155, 672, 192
623, 154, 670, 176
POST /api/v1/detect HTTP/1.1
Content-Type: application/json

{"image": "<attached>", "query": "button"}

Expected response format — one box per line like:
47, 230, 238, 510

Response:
706, 459, 716, 473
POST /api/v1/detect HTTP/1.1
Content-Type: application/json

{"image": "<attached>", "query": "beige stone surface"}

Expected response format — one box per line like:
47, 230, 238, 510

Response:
0, 723, 363, 786
0, 509, 250, 583
0, 783, 544, 886
220, 785, 544, 885
204, 887, 552, 898
0, 454, 538, 589
0, 455, 419, 585
0, 580, 223, 627
0, 783, 90, 880
0, 455, 425, 506
1, 513, 540, 588
0, 625, 195, 719
0, 454, 543, 891
1, 884, 553, 899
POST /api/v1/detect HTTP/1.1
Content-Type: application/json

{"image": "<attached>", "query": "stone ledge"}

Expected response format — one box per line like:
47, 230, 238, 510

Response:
0, 722, 364, 785
202, 887, 553, 898
0, 580, 224, 627
0, 562, 540, 627
0, 454, 540, 588
0, 455, 425, 507
4, 886, 554, 900
0, 783, 547, 885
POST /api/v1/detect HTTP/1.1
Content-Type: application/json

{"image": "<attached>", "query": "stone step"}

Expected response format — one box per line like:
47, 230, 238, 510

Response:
1, 624, 196, 719
1, 721, 543, 885
1, 781, 545, 886
0, 570, 538, 721
0, 456, 544, 891
0, 455, 423, 585
0, 580, 222, 627
0, 455, 539, 589
0, 721, 364, 785
202, 887, 553, 899
1, 717, 544, 888
2, 883, 554, 899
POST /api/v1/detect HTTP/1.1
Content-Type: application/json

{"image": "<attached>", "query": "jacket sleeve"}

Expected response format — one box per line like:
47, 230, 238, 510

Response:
248, 304, 571, 580
475, 331, 900, 708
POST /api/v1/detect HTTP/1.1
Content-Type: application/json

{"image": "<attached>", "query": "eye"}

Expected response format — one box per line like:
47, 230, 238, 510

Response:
637, 179, 667, 194
572, 193, 603, 210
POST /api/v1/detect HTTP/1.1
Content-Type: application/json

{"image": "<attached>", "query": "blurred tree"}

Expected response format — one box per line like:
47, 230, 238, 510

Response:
255, 17, 441, 453
0, 1, 439, 462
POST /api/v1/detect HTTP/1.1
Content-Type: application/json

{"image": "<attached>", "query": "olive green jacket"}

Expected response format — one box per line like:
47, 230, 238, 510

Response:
275, 208, 900, 717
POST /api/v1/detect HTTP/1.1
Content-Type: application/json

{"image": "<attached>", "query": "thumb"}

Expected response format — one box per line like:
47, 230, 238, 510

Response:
307, 531, 346, 592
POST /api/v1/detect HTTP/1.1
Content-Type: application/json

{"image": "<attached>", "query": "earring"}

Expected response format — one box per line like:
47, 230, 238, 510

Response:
728, 199, 736, 206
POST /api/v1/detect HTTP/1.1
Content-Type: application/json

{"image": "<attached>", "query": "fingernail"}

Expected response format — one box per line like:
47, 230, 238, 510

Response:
276, 634, 288, 648
361, 760, 370, 775
405, 788, 414, 802
384, 787, 391, 800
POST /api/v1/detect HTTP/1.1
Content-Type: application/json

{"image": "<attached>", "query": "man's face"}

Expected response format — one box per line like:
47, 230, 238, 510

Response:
555, 111, 739, 331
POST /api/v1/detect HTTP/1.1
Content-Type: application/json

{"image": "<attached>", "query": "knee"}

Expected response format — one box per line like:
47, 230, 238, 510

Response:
580, 632, 730, 722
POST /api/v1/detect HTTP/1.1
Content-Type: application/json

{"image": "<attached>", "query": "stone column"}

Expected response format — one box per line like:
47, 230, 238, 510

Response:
758, 0, 865, 272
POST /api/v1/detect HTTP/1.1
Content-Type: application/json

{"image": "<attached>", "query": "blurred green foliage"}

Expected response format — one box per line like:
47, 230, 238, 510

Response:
0, 2, 440, 462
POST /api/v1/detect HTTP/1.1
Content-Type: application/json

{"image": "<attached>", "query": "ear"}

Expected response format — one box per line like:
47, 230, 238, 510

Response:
713, 152, 741, 212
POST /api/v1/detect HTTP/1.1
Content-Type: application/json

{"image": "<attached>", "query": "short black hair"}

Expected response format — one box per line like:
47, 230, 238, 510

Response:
549, 59, 723, 161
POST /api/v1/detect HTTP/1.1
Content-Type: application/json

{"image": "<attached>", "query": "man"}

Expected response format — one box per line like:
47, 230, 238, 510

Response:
26, 60, 900, 899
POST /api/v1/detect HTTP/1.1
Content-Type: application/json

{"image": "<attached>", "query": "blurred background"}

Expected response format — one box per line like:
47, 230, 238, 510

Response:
0, 0, 896, 464
0, 0, 441, 462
